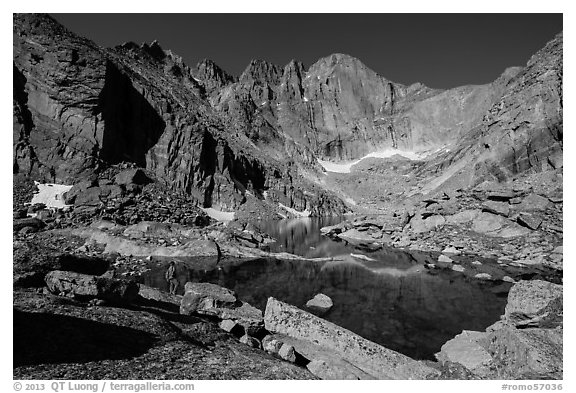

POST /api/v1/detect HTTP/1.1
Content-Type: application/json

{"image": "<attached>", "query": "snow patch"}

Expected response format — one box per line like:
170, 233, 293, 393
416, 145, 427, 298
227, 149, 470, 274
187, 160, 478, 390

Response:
278, 203, 311, 218
30, 182, 73, 210
344, 197, 357, 206
350, 253, 376, 261
318, 148, 427, 174
202, 208, 235, 222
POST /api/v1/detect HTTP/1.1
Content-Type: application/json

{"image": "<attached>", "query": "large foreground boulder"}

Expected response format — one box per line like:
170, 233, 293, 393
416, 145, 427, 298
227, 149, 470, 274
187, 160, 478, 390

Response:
45, 270, 139, 304
487, 327, 563, 379
264, 297, 439, 379
504, 280, 562, 328
436, 279, 563, 379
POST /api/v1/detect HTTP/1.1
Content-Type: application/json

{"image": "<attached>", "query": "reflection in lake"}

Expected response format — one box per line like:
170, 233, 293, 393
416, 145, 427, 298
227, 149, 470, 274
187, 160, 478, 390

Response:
255, 217, 348, 257
140, 251, 510, 360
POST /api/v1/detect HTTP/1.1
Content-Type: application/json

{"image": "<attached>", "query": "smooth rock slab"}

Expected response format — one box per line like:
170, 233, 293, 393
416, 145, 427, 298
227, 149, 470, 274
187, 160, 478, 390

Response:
269, 334, 375, 380
516, 193, 551, 211
446, 209, 480, 225
482, 201, 510, 217
337, 228, 379, 246
264, 297, 439, 379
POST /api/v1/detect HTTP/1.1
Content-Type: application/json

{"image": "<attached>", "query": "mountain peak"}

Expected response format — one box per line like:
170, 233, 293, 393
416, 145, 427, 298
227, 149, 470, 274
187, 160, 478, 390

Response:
240, 59, 281, 85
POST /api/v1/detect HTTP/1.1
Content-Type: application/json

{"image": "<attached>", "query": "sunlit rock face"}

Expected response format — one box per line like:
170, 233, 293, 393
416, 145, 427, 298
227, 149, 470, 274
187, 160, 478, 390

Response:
416, 33, 563, 193
13, 13, 562, 212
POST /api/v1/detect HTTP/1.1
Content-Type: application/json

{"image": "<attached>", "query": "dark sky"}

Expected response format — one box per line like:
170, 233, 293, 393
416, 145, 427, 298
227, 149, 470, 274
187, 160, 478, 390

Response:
51, 14, 562, 89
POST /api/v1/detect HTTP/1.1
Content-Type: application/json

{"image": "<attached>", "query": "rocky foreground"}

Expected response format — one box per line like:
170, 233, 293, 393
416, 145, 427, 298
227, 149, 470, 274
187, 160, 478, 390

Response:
13, 171, 562, 380
14, 251, 562, 380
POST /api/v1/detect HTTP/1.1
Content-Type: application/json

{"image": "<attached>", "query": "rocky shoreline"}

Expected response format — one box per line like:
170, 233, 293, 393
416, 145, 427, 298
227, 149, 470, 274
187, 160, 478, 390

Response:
13, 160, 563, 380
321, 168, 563, 276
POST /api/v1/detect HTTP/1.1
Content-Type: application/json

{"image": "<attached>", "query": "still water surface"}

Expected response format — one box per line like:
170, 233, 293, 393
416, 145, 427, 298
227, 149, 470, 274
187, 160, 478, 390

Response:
139, 217, 511, 359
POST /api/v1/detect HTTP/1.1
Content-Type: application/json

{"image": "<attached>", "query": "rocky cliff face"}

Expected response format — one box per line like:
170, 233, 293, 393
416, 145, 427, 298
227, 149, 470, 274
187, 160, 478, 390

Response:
211, 52, 523, 163
12, 14, 346, 216
13, 13, 562, 215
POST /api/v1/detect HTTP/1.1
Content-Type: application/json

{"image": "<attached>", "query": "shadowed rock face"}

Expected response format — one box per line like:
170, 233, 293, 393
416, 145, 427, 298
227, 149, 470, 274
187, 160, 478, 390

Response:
12, 14, 346, 216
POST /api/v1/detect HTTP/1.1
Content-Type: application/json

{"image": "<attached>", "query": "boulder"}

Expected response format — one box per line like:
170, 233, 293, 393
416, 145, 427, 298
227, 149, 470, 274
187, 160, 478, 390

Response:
305, 293, 333, 315
45, 270, 139, 304
442, 246, 461, 255
63, 179, 97, 204
504, 280, 562, 328
278, 343, 297, 363
337, 228, 379, 247
411, 214, 445, 234
262, 335, 284, 355
137, 284, 180, 308
180, 282, 263, 334
482, 201, 510, 217
239, 334, 261, 348
219, 302, 264, 336
267, 334, 374, 380
436, 330, 493, 378
180, 282, 238, 315
219, 319, 241, 334
516, 193, 551, 211
487, 190, 516, 201
436, 254, 453, 269
13, 217, 45, 232
320, 223, 347, 236
471, 212, 530, 237
474, 273, 492, 281
517, 213, 543, 230
114, 168, 150, 186
471, 212, 504, 234
487, 327, 563, 379
264, 297, 439, 379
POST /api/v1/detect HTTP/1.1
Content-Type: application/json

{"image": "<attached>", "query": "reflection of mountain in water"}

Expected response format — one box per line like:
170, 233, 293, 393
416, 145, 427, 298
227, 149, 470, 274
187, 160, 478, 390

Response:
141, 254, 509, 360
256, 217, 348, 256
